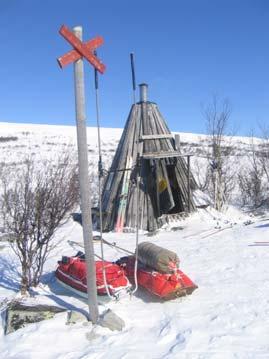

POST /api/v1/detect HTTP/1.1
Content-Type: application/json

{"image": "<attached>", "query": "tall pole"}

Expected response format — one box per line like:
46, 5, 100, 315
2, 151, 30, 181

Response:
73, 26, 99, 324
130, 53, 136, 104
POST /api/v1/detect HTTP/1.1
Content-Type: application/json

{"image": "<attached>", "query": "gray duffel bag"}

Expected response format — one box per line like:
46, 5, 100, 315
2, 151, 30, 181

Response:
137, 242, 179, 273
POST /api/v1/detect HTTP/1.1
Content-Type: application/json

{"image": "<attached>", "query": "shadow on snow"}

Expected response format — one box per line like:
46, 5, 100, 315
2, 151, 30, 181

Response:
255, 223, 269, 229
0, 255, 20, 293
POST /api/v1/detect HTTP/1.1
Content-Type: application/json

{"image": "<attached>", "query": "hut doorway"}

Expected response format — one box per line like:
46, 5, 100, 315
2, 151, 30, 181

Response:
166, 164, 185, 214
146, 160, 185, 218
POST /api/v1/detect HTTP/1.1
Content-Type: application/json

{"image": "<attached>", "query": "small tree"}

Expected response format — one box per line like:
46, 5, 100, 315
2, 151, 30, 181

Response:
203, 95, 235, 211
238, 134, 266, 208
1, 154, 79, 294
259, 126, 269, 186
192, 157, 211, 193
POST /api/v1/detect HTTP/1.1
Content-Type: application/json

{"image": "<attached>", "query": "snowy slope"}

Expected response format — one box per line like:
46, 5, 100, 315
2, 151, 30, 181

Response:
0, 121, 263, 191
0, 121, 263, 188
0, 122, 269, 358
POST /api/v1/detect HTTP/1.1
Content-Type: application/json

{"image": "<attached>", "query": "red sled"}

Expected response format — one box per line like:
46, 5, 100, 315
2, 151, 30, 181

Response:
55, 253, 131, 298
117, 256, 198, 300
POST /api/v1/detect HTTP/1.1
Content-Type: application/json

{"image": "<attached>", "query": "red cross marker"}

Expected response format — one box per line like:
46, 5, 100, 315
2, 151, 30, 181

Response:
57, 25, 106, 74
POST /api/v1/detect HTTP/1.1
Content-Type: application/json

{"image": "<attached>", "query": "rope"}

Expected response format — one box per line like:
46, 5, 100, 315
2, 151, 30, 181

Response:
68, 238, 135, 262
68, 240, 107, 261
102, 238, 134, 256
125, 53, 139, 296
94, 54, 116, 301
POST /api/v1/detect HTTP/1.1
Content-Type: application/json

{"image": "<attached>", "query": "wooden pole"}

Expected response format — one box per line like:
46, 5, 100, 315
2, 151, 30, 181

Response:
187, 155, 191, 213
73, 26, 99, 324
175, 134, 181, 151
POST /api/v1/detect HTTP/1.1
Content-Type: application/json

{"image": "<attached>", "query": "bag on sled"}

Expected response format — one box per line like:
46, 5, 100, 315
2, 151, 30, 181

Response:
117, 256, 197, 300
136, 242, 180, 274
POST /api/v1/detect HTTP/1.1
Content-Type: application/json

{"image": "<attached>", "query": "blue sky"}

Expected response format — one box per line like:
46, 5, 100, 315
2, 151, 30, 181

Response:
0, 0, 269, 135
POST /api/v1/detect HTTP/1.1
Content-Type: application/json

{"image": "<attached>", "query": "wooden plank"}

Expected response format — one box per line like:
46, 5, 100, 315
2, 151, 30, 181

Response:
155, 106, 171, 134
129, 104, 142, 229
147, 106, 160, 217
126, 113, 140, 230
106, 167, 133, 173
59, 25, 106, 73
125, 107, 138, 229
142, 151, 186, 159
174, 165, 187, 211
154, 107, 174, 152
147, 166, 158, 230
142, 189, 148, 229
138, 102, 148, 230
140, 134, 174, 140
174, 134, 181, 151
144, 104, 164, 230
145, 106, 157, 170
128, 185, 136, 228
141, 102, 149, 154
58, 36, 104, 68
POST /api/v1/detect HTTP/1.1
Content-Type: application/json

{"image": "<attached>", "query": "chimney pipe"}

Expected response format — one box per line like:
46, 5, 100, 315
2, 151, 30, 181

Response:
139, 83, 148, 102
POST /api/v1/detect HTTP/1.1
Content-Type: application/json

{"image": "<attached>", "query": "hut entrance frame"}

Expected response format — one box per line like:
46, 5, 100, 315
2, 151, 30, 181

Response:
142, 152, 193, 216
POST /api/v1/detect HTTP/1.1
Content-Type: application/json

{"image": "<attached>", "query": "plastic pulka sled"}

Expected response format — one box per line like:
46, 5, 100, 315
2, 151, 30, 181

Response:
117, 256, 197, 299
55, 253, 131, 299
116, 242, 198, 300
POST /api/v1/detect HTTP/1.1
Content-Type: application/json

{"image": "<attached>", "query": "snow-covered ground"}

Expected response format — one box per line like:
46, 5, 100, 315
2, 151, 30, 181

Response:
1, 208, 269, 358
1, 122, 269, 358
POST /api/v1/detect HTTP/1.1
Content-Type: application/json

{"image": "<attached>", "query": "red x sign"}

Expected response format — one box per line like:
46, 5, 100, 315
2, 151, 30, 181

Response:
57, 25, 106, 74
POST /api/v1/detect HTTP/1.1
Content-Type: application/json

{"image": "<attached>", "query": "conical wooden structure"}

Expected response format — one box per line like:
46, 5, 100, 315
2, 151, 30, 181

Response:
101, 84, 196, 232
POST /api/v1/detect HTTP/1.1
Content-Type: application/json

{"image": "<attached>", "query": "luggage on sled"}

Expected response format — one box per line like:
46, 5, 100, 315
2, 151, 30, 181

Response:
117, 253, 197, 300
136, 242, 180, 273
55, 252, 131, 298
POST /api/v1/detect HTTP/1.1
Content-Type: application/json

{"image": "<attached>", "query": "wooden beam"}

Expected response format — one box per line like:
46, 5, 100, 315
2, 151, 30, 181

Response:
142, 151, 191, 159
140, 134, 174, 140
174, 134, 181, 151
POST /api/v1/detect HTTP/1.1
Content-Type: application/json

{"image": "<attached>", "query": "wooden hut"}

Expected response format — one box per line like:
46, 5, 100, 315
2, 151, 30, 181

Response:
101, 84, 197, 232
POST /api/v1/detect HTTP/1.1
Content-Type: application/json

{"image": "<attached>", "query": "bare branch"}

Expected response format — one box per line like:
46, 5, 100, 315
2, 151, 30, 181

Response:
202, 95, 234, 211
0, 152, 79, 294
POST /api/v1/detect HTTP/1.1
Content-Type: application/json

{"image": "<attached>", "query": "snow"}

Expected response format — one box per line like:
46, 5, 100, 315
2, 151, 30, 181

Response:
1, 209, 269, 358
1, 122, 269, 358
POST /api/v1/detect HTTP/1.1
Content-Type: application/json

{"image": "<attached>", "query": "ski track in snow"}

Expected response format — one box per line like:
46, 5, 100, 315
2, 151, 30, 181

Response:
0, 122, 269, 358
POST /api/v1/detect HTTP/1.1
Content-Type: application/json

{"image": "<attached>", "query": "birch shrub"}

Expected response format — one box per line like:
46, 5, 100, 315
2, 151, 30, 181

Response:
0, 154, 79, 294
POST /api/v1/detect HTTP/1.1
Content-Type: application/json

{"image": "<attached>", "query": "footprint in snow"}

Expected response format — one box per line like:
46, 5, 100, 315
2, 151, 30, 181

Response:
167, 330, 191, 354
